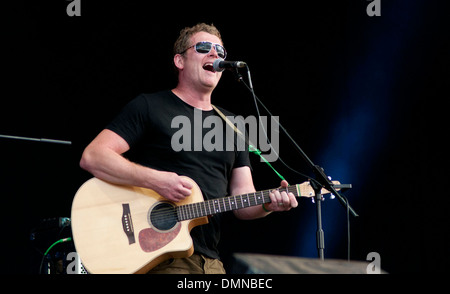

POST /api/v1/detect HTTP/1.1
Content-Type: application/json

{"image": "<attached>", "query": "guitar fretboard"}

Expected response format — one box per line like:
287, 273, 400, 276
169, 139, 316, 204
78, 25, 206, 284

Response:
176, 185, 300, 221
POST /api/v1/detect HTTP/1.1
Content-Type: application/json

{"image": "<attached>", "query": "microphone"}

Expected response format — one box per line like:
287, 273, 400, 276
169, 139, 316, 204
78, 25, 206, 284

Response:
213, 59, 247, 72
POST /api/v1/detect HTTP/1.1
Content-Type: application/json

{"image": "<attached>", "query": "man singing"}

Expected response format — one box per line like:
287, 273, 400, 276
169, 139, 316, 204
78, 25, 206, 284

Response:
80, 23, 298, 274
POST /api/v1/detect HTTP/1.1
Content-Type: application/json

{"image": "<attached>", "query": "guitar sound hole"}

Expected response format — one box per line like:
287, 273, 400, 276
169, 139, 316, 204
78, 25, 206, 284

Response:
149, 202, 178, 231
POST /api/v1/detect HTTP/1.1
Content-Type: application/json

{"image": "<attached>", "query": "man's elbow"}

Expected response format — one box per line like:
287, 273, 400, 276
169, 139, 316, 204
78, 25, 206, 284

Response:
79, 147, 95, 173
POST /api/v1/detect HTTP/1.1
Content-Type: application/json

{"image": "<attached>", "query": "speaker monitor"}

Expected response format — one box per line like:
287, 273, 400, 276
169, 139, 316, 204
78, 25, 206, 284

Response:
230, 253, 386, 274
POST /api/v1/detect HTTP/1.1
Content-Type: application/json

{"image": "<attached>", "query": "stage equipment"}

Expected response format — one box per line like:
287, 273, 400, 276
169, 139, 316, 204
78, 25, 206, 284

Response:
231, 253, 386, 274
0, 134, 71, 145
226, 63, 357, 260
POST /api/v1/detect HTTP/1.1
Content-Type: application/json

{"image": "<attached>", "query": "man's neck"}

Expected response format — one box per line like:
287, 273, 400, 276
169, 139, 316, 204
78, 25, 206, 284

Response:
172, 85, 213, 111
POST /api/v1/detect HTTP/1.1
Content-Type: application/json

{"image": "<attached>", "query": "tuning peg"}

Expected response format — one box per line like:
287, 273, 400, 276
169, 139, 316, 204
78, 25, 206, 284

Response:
311, 196, 325, 204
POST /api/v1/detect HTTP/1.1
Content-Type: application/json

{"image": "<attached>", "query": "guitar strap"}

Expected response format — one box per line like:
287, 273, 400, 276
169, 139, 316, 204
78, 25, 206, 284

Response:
211, 104, 253, 148
212, 104, 285, 181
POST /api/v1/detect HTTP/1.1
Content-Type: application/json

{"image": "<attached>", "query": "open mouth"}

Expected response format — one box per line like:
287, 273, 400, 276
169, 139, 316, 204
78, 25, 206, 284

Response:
202, 62, 215, 73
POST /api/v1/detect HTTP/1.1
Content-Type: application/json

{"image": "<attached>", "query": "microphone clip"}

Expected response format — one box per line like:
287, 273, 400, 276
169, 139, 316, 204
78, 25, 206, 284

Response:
232, 68, 244, 83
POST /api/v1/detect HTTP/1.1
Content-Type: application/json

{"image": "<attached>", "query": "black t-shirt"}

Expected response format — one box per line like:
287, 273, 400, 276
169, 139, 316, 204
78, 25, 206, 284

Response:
106, 90, 251, 259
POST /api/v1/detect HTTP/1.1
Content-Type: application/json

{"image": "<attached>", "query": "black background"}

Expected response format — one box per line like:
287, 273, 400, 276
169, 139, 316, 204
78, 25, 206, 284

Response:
1, 0, 448, 275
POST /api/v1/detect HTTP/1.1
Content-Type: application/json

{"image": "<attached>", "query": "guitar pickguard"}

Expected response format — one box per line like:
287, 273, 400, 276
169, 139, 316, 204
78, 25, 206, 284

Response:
138, 224, 181, 252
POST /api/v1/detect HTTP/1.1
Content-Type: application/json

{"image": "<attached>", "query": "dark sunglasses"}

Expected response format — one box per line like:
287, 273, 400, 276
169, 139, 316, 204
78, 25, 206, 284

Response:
180, 41, 227, 59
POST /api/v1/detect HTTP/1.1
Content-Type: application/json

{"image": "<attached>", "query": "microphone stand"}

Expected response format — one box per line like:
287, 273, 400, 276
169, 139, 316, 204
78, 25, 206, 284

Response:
231, 67, 358, 260
0, 134, 71, 145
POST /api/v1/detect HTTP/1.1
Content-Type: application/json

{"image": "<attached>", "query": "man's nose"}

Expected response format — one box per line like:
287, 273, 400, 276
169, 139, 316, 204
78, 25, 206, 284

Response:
208, 46, 219, 58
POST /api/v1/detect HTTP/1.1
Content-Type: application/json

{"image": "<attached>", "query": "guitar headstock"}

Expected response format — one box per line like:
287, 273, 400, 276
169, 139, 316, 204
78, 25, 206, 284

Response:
296, 180, 342, 198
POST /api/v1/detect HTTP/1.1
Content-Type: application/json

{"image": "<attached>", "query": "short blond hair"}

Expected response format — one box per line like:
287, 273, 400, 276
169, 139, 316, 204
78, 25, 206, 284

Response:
173, 23, 223, 56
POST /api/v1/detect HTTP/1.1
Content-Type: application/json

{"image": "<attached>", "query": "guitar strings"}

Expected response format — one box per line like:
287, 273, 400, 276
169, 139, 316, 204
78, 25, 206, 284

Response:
148, 195, 270, 223
151, 190, 274, 221
148, 187, 297, 223
149, 187, 296, 221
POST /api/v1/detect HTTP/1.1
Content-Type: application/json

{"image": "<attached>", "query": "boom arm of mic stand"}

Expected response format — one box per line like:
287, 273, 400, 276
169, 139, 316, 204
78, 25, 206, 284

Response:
233, 67, 358, 217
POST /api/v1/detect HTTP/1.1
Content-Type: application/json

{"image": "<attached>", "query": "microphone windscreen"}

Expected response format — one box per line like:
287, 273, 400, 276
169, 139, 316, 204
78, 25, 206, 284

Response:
213, 58, 225, 72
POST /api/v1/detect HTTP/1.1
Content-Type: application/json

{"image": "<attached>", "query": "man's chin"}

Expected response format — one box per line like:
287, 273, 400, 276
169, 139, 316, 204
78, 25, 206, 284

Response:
201, 78, 220, 91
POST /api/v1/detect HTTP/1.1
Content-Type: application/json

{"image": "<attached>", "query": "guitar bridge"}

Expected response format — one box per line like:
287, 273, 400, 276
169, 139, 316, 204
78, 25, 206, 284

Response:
122, 203, 135, 245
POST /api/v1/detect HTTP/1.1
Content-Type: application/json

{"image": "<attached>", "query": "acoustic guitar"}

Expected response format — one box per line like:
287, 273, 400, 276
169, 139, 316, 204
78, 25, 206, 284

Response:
71, 177, 340, 274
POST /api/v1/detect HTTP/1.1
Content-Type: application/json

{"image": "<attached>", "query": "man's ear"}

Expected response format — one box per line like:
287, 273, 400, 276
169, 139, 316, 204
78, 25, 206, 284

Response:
174, 54, 184, 70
